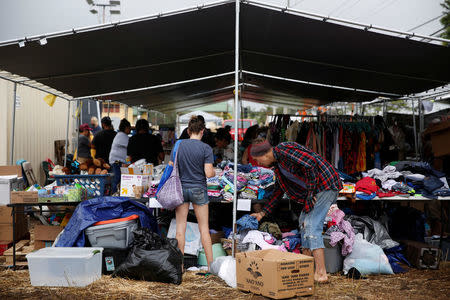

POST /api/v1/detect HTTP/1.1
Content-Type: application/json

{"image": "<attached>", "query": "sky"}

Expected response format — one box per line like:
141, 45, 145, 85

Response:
0, 0, 444, 42
0, 0, 446, 111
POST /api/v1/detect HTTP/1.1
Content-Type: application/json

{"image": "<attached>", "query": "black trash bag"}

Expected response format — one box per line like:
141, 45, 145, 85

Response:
345, 215, 399, 249
112, 228, 183, 284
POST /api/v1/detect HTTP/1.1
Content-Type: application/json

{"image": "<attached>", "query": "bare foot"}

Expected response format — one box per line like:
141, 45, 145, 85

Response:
314, 273, 328, 283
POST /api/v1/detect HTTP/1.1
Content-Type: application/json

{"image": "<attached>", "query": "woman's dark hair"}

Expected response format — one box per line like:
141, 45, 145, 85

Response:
242, 124, 259, 148
118, 118, 131, 132
188, 116, 205, 134
215, 127, 232, 143
197, 115, 205, 124
135, 119, 150, 133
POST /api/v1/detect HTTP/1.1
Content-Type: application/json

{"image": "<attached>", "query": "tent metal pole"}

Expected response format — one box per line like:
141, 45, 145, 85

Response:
10, 83, 17, 165
232, 0, 240, 258
418, 98, 424, 158
242, 70, 401, 97
64, 101, 70, 167
411, 98, 418, 160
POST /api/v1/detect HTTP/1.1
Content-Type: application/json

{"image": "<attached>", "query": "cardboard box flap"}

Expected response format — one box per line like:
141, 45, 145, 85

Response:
242, 249, 314, 262
0, 166, 22, 177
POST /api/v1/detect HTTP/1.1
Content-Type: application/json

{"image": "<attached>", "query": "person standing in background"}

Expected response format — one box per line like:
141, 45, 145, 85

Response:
90, 116, 102, 135
109, 119, 131, 194
127, 119, 164, 165
92, 116, 117, 164
77, 123, 92, 164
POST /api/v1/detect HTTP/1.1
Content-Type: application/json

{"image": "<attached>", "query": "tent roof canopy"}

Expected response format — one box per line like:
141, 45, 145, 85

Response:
0, 0, 449, 110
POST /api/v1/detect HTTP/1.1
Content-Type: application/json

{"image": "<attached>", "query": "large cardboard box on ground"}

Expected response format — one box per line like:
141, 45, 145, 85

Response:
167, 219, 201, 256
236, 250, 314, 299
119, 174, 150, 197
401, 240, 440, 269
34, 225, 63, 250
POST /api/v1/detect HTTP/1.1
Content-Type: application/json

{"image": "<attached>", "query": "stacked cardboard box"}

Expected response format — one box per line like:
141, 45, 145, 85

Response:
0, 206, 28, 241
34, 225, 63, 250
0, 166, 28, 242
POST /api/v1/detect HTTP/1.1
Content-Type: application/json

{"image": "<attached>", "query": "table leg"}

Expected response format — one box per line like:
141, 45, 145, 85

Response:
12, 206, 16, 270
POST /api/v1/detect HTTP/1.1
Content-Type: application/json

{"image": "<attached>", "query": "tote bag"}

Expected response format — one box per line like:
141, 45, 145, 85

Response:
156, 140, 181, 196
156, 142, 184, 210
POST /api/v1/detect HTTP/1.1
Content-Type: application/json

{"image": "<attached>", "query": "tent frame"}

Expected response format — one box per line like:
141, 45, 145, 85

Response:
3, 0, 450, 255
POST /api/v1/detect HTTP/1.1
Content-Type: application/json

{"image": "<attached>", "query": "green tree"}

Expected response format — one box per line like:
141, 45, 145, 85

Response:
441, 0, 450, 41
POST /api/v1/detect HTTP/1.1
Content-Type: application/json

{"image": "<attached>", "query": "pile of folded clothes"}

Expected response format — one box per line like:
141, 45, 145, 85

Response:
337, 161, 450, 200
206, 162, 275, 201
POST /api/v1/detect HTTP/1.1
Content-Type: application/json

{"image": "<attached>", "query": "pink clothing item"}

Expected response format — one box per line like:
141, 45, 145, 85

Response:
330, 209, 345, 225
330, 218, 355, 256
282, 232, 296, 238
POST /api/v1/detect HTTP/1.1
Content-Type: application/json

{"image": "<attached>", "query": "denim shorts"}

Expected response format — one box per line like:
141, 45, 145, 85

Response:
298, 189, 339, 250
182, 187, 209, 206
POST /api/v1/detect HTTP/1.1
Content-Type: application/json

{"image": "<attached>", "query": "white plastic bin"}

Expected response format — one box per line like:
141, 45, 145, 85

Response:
26, 247, 103, 287
85, 215, 139, 249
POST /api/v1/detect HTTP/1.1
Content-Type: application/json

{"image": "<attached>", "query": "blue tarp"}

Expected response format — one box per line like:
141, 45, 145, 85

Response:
55, 197, 159, 247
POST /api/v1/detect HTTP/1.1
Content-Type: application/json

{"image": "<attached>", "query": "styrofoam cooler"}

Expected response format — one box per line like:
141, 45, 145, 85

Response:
323, 234, 343, 273
85, 215, 139, 249
26, 247, 103, 287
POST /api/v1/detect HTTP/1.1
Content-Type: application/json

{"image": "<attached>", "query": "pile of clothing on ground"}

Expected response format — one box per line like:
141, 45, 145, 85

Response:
223, 214, 302, 254
337, 161, 450, 200
207, 162, 275, 202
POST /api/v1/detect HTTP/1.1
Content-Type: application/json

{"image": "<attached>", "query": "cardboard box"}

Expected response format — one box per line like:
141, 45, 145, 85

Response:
401, 240, 440, 269
10, 191, 38, 204
0, 166, 22, 177
120, 164, 153, 176
236, 250, 314, 299
0, 176, 25, 205
0, 206, 25, 224
120, 174, 150, 197
0, 223, 28, 241
34, 240, 55, 250
210, 231, 224, 244
34, 225, 63, 241
167, 219, 201, 256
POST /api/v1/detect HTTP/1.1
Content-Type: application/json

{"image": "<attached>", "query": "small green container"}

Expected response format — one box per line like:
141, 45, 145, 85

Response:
197, 243, 227, 266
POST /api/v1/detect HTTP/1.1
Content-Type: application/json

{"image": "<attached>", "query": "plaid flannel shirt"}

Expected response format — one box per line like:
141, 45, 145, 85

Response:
263, 142, 342, 214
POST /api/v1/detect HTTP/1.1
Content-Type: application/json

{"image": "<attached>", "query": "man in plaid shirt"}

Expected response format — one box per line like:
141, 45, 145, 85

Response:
250, 140, 342, 283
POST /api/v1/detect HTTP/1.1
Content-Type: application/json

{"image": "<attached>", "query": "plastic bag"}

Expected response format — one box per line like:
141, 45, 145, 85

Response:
210, 256, 236, 288
113, 228, 183, 284
343, 233, 393, 275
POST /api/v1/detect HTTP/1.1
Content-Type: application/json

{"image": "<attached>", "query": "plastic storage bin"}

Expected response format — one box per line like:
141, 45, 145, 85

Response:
85, 215, 139, 249
323, 234, 343, 273
26, 247, 103, 287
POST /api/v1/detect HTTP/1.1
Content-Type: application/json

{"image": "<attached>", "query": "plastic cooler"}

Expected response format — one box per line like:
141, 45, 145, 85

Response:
85, 215, 139, 249
26, 247, 103, 287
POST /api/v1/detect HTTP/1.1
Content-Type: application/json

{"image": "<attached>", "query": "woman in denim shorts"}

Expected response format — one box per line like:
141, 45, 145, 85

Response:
173, 116, 216, 270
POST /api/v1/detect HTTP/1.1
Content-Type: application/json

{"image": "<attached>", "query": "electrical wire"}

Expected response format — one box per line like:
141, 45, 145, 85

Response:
335, 0, 362, 17
407, 14, 444, 32
328, 0, 353, 16
362, 0, 399, 19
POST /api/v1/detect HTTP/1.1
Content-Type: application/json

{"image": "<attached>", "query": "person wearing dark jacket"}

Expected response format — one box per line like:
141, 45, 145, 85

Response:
92, 116, 116, 164
127, 119, 164, 165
